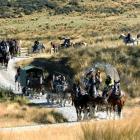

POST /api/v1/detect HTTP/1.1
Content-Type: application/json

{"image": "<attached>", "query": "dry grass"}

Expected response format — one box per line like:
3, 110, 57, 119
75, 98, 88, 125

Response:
0, 107, 140, 140
0, 102, 67, 128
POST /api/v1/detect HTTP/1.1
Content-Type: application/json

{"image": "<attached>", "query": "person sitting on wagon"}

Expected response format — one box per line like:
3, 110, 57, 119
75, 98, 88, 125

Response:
102, 75, 114, 98
95, 70, 101, 94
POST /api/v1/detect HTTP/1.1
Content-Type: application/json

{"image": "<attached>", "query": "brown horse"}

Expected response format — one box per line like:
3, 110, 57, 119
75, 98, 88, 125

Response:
107, 94, 127, 119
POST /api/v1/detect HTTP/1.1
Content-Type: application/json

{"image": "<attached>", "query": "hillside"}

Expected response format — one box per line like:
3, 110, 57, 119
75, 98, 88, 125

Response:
0, 0, 139, 98
0, 0, 140, 18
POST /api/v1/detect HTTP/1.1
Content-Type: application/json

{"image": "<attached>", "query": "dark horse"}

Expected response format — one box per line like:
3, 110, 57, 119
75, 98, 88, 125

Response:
7, 39, 19, 57
0, 43, 10, 69
71, 83, 96, 121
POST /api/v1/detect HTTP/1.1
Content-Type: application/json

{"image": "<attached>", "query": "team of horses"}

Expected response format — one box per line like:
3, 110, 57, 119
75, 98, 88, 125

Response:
41, 73, 126, 121
71, 81, 126, 121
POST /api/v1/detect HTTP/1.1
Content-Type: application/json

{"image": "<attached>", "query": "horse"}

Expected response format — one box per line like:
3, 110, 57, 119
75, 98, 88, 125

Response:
119, 34, 138, 46
32, 43, 45, 53
71, 83, 97, 121
107, 94, 126, 119
7, 39, 19, 58
43, 74, 59, 104
71, 90, 91, 121
50, 42, 59, 54
0, 45, 10, 70
106, 82, 126, 119
45, 74, 72, 106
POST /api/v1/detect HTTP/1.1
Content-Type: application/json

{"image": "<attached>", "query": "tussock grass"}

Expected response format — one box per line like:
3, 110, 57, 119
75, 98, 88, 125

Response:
0, 107, 140, 140
0, 103, 67, 128
81, 107, 140, 140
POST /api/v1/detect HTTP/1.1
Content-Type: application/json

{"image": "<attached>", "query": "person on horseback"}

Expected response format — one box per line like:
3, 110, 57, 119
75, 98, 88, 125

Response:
0, 40, 9, 55
32, 40, 39, 52
62, 38, 71, 48
125, 32, 131, 43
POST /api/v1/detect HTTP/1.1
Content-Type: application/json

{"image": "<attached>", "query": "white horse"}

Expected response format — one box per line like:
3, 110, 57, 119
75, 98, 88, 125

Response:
119, 34, 138, 46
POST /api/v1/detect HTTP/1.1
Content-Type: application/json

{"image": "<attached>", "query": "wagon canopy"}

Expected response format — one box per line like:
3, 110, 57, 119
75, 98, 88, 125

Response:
20, 65, 43, 87
84, 62, 120, 82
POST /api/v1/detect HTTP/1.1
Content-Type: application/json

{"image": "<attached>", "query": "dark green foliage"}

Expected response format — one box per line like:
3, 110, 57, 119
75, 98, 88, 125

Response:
0, 0, 138, 18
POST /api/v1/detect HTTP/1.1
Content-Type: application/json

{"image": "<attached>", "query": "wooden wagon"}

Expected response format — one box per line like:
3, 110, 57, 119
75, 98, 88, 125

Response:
20, 65, 44, 94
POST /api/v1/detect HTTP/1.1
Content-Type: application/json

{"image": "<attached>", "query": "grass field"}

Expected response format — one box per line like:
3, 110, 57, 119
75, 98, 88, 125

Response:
0, 107, 140, 140
0, 102, 67, 128
1, 2, 140, 90
0, 1, 140, 139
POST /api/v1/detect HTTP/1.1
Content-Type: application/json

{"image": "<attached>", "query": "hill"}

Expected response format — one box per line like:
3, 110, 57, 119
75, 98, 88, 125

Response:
0, 0, 140, 18
0, 0, 140, 97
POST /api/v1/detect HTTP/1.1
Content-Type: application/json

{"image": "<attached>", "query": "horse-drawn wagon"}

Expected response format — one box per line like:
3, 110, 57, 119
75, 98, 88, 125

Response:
20, 65, 44, 95
46, 71, 72, 106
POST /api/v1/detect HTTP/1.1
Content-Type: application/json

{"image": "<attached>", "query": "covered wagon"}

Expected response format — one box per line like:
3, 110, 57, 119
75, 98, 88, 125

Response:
20, 65, 43, 89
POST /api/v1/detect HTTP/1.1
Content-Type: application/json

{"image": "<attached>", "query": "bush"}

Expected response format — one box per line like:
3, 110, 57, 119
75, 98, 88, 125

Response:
32, 110, 68, 124
0, 88, 14, 100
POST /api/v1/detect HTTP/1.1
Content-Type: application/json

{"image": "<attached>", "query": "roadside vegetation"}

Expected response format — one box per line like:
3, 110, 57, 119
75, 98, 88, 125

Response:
0, 107, 140, 140
0, 88, 67, 127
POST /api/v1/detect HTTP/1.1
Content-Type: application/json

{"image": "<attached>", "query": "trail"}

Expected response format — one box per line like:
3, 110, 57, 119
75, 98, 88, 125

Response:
0, 56, 29, 93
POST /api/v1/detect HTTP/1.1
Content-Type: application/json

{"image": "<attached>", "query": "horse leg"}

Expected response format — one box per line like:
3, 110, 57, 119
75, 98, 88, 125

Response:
59, 93, 63, 107
107, 104, 112, 119
113, 105, 117, 120
76, 107, 81, 121
15, 82, 17, 90
117, 105, 122, 119
83, 106, 88, 120
89, 104, 96, 119
63, 92, 67, 107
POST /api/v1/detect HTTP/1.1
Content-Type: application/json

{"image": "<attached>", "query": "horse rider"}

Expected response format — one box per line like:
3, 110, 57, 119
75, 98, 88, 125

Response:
125, 32, 131, 43
102, 75, 114, 98
0, 40, 9, 55
32, 40, 39, 52
63, 38, 71, 48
